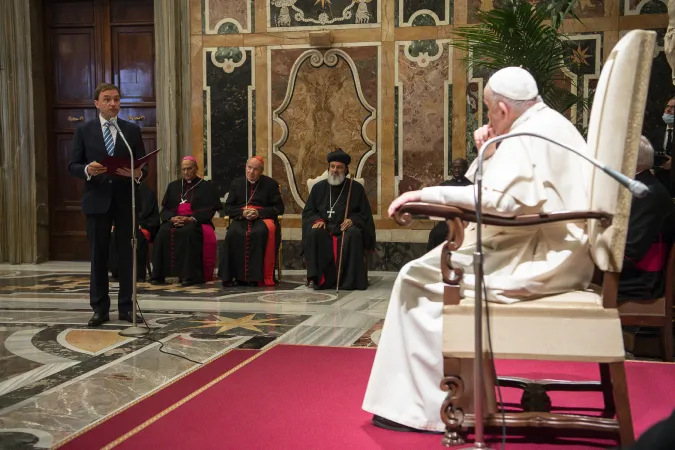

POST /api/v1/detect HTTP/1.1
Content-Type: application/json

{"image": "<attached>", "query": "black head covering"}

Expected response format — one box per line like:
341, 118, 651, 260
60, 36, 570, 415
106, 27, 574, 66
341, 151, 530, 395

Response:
327, 148, 351, 166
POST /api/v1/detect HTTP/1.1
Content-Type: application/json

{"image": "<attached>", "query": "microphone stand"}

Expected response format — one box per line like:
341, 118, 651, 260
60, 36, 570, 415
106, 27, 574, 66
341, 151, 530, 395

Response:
113, 120, 149, 338
463, 130, 647, 449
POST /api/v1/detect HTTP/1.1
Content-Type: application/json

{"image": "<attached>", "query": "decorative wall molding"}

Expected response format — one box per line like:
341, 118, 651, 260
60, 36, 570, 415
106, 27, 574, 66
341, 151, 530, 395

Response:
203, 47, 256, 200
397, 0, 452, 27
268, 0, 380, 31
268, 44, 381, 217
203, 0, 253, 34
394, 39, 453, 196
622, 0, 667, 16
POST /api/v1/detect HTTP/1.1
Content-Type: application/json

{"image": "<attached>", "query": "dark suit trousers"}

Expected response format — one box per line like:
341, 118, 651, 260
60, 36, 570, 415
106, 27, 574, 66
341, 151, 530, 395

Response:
86, 190, 134, 314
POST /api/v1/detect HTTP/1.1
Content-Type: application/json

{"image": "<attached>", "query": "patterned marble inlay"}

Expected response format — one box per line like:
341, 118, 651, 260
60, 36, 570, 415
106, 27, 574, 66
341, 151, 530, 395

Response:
202, 0, 253, 33
397, 0, 452, 27
396, 40, 452, 195
621, 0, 667, 15
268, 0, 380, 30
203, 47, 255, 199
270, 46, 380, 214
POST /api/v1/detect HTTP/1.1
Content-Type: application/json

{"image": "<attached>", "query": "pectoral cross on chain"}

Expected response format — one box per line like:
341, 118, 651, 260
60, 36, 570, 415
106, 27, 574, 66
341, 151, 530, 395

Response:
327, 207, 335, 219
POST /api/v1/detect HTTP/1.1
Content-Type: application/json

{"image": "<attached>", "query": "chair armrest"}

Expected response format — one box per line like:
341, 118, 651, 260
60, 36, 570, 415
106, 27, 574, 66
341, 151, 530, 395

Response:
394, 202, 613, 228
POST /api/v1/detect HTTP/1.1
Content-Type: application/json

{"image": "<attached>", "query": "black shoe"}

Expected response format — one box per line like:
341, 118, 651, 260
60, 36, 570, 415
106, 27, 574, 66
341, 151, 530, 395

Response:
118, 310, 143, 324
372, 415, 442, 434
88, 312, 110, 327
150, 278, 166, 285
181, 279, 202, 287
222, 280, 235, 287
137, 277, 147, 283
308, 280, 317, 290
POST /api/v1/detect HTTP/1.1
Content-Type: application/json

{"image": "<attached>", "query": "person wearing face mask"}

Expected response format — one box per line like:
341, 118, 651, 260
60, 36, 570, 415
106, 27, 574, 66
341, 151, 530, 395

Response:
150, 157, 222, 287
301, 149, 376, 290
650, 97, 675, 195
219, 156, 284, 287
363, 67, 595, 433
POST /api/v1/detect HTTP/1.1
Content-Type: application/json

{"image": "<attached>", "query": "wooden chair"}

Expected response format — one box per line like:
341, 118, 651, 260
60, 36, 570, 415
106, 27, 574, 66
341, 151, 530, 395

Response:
618, 243, 675, 362
394, 30, 655, 446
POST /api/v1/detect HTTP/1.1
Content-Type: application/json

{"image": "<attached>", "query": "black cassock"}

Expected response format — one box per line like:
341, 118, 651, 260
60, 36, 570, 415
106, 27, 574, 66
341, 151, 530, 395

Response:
302, 178, 375, 290
426, 177, 473, 251
109, 184, 160, 280
619, 170, 675, 300
219, 175, 284, 286
151, 177, 222, 283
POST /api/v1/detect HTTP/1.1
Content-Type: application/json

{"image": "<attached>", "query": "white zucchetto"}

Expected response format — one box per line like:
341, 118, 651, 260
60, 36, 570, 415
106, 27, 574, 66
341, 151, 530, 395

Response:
486, 66, 539, 101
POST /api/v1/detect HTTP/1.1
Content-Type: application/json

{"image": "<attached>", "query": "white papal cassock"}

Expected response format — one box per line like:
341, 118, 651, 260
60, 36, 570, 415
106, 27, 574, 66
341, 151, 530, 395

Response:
363, 102, 596, 431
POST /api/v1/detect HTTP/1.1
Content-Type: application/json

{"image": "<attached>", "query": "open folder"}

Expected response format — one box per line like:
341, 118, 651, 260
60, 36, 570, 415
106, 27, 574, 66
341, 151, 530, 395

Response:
101, 148, 161, 172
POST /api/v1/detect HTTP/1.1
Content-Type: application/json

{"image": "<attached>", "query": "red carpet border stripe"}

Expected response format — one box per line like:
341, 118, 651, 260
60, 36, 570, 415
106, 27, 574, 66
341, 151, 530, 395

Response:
54, 347, 259, 449
102, 343, 279, 449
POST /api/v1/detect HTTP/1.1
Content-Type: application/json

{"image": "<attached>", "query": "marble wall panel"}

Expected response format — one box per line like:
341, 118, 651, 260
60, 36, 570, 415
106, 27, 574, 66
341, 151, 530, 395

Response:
621, 0, 667, 15
202, 0, 253, 33
396, 0, 453, 27
638, 29, 675, 152
204, 47, 255, 199
270, 46, 379, 214
268, 0, 380, 30
396, 40, 452, 194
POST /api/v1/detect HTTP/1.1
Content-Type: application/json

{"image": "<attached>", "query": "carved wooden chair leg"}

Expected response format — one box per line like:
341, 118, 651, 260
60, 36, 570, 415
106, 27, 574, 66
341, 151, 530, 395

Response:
440, 374, 466, 447
599, 363, 616, 418
609, 362, 634, 445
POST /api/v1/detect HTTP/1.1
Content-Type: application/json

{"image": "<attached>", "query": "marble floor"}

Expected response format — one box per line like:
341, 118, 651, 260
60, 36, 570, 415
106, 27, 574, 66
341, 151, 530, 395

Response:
0, 262, 668, 449
0, 262, 393, 448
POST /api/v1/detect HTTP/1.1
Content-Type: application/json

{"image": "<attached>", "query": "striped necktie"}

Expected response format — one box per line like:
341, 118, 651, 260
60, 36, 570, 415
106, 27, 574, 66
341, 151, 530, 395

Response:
103, 121, 115, 156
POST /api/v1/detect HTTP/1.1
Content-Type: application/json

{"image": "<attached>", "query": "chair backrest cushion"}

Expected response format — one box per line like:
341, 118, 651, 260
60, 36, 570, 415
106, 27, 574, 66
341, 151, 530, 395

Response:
307, 170, 364, 192
586, 30, 656, 272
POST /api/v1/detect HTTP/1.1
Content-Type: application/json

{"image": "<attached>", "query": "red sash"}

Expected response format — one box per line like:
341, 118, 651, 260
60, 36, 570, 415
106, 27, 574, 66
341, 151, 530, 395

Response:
247, 206, 277, 287
176, 203, 217, 281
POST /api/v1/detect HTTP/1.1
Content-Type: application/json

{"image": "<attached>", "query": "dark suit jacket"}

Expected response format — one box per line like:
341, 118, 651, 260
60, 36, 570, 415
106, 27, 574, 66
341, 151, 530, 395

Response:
645, 127, 675, 196
69, 117, 147, 215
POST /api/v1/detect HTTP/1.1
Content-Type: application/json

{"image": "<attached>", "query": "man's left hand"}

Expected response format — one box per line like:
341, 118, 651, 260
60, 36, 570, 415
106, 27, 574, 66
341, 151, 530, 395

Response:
340, 218, 353, 231
116, 163, 145, 179
388, 190, 422, 217
247, 209, 259, 220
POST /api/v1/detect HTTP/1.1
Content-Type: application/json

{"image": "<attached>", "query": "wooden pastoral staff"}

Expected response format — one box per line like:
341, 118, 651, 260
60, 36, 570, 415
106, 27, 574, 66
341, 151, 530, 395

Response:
394, 29, 656, 447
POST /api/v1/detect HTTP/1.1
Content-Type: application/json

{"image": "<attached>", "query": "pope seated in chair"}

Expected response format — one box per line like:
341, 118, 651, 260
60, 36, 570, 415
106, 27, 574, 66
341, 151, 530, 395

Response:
302, 149, 375, 290
150, 156, 222, 287
219, 156, 284, 287
363, 67, 596, 432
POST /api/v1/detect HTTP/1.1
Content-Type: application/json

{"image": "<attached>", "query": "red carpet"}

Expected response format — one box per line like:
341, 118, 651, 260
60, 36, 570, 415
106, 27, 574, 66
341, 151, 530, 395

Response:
58, 349, 257, 450
99, 345, 675, 450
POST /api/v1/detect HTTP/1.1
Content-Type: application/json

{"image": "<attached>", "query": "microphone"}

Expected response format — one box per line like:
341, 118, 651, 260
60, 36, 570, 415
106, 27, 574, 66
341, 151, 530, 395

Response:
476, 131, 649, 199
110, 117, 148, 338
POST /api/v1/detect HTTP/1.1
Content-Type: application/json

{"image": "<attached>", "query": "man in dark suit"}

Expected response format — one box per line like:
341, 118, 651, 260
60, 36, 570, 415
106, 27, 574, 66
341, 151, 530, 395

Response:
68, 82, 147, 327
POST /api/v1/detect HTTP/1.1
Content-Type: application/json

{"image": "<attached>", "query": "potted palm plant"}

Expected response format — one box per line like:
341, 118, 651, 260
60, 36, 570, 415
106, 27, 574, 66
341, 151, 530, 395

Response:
453, 0, 588, 145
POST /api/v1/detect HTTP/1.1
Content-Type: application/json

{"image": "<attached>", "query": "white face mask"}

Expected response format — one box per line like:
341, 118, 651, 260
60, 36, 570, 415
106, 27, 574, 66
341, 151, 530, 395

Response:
663, 113, 675, 125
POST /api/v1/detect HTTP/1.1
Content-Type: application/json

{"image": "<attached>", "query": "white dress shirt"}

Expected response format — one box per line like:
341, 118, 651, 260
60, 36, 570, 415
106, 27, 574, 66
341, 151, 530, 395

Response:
85, 115, 119, 180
